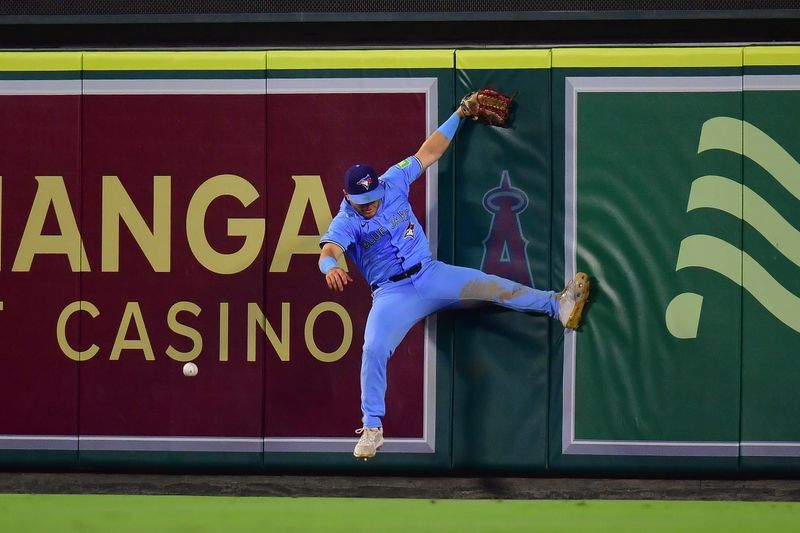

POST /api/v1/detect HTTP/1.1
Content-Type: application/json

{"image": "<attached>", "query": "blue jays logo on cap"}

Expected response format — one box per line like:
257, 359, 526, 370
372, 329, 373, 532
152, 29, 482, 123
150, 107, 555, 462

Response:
357, 175, 374, 190
345, 164, 385, 204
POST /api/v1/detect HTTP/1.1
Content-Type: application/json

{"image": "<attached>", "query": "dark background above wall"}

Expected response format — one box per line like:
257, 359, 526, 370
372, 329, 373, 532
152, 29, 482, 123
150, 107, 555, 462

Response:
1, 1, 800, 48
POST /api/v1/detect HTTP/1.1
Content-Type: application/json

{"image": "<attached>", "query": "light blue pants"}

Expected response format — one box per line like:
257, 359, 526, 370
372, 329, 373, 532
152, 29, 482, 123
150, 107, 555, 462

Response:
360, 260, 559, 428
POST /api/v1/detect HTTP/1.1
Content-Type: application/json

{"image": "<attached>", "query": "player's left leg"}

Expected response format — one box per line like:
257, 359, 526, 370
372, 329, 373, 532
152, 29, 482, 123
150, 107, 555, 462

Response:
415, 260, 557, 315
414, 260, 589, 328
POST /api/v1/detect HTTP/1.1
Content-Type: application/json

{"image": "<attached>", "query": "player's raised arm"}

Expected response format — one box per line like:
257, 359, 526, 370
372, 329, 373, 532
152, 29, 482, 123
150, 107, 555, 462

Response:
319, 242, 353, 292
413, 107, 465, 172
413, 88, 513, 172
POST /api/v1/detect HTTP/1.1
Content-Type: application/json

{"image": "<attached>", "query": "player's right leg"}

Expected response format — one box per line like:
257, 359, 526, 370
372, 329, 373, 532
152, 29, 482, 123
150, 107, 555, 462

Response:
355, 280, 441, 460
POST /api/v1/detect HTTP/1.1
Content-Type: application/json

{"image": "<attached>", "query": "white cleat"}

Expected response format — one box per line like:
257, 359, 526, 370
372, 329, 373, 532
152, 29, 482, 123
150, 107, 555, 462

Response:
354, 427, 384, 460
558, 272, 591, 330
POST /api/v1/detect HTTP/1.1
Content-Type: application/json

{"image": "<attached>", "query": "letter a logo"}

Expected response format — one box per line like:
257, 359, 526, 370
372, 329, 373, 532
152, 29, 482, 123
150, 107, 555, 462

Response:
481, 171, 534, 288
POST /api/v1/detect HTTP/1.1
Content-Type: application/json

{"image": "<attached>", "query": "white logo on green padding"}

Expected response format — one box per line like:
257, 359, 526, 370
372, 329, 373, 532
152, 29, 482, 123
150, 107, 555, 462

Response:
666, 117, 800, 339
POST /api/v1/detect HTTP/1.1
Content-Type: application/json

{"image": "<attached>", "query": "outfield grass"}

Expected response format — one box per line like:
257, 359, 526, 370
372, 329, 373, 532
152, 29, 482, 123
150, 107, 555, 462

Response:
0, 495, 798, 532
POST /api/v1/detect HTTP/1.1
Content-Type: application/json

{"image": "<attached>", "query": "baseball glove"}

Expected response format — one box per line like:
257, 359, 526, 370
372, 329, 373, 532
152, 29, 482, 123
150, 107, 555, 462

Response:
460, 88, 513, 127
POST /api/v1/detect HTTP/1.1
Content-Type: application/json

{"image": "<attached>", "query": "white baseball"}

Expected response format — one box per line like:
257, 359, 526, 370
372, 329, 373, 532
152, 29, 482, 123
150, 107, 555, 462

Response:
183, 362, 198, 377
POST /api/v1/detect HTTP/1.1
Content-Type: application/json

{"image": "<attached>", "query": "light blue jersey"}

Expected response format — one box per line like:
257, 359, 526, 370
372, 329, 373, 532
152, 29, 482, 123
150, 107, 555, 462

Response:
321, 135, 560, 432
321, 156, 431, 287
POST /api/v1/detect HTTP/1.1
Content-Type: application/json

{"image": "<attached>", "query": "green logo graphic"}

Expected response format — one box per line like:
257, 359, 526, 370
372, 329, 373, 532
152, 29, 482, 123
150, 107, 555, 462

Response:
666, 117, 800, 339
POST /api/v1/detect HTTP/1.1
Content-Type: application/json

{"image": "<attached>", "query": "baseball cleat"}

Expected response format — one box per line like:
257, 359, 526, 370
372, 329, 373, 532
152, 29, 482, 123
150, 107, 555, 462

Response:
354, 426, 384, 460
558, 272, 590, 330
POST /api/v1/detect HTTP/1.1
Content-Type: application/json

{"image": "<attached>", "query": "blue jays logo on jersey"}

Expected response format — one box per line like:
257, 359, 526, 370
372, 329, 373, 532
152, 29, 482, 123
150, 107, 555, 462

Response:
357, 175, 374, 190
403, 222, 415, 239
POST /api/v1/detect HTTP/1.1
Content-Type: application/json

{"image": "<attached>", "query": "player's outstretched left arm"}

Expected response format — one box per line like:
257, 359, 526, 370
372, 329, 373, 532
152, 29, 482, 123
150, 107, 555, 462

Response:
413, 107, 466, 172
413, 88, 513, 172
319, 242, 353, 292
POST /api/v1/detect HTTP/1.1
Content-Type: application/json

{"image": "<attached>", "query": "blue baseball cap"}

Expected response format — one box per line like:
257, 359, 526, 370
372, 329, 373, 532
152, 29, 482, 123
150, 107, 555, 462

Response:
344, 164, 385, 204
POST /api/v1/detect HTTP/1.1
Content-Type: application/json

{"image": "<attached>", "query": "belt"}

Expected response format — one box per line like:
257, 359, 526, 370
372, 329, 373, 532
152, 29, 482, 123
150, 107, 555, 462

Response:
370, 262, 422, 291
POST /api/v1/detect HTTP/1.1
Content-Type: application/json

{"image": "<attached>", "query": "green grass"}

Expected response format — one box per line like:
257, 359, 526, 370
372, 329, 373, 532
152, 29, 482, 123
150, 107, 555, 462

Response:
0, 495, 798, 532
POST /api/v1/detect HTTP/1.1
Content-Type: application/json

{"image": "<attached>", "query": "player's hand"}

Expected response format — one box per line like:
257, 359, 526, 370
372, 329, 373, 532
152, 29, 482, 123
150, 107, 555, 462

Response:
325, 267, 353, 292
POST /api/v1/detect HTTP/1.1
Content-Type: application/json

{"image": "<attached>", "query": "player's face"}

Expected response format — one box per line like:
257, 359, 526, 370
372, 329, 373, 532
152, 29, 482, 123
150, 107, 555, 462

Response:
351, 198, 381, 218
345, 191, 381, 219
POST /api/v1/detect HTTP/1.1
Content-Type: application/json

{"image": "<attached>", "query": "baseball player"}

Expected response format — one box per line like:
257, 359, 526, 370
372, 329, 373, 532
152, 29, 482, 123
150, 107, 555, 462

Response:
319, 94, 590, 460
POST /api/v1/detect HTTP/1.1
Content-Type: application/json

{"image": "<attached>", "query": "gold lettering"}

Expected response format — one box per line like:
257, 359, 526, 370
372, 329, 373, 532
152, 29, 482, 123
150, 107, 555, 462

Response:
270, 175, 345, 272
247, 302, 289, 361
305, 301, 352, 363
219, 302, 229, 362
186, 174, 264, 274
102, 175, 171, 272
13, 176, 89, 272
166, 301, 202, 362
57, 301, 100, 362
110, 302, 155, 361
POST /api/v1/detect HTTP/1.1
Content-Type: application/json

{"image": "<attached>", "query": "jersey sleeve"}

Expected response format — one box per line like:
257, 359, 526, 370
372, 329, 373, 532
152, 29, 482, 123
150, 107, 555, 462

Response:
320, 211, 356, 253
378, 156, 423, 196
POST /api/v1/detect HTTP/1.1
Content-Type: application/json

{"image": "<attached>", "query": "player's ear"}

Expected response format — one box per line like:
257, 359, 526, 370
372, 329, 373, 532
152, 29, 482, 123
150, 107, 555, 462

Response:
342, 189, 350, 201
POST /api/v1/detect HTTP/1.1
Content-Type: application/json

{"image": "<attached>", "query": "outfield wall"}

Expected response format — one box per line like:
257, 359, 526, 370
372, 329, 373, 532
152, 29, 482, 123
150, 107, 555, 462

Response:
0, 47, 798, 475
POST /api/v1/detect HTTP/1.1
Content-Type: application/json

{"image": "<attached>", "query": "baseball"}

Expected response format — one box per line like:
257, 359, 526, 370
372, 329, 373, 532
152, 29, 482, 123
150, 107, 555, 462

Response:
182, 362, 198, 377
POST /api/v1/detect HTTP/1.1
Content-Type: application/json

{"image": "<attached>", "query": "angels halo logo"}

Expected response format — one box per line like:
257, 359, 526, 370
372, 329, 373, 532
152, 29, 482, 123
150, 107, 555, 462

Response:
481, 170, 534, 288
